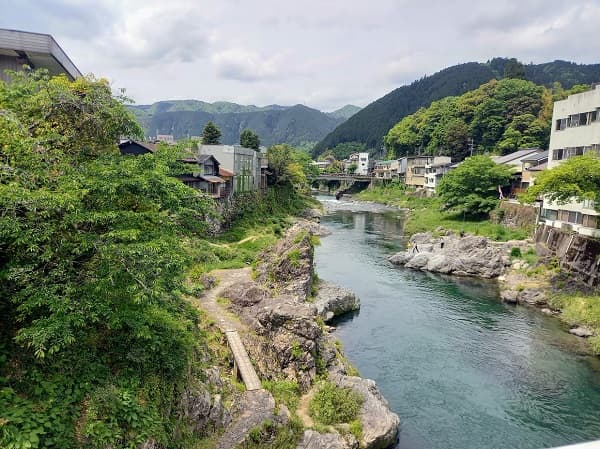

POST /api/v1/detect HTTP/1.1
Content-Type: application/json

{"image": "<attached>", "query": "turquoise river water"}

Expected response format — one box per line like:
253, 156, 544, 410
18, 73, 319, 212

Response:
313, 196, 600, 449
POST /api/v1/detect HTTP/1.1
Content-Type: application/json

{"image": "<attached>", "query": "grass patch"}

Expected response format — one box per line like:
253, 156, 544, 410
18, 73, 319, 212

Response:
262, 380, 301, 412
309, 381, 363, 426
237, 417, 304, 449
548, 293, 600, 354
357, 187, 530, 241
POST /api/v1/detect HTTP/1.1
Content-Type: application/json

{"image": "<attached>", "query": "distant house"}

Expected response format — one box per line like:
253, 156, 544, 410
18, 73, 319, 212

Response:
118, 140, 157, 155
156, 134, 175, 144
176, 154, 226, 198
218, 167, 234, 198
520, 150, 548, 189
0, 28, 81, 82
540, 85, 600, 237
118, 140, 227, 198
373, 160, 400, 180
199, 144, 262, 193
492, 148, 543, 197
424, 158, 453, 193
402, 155, 451, 189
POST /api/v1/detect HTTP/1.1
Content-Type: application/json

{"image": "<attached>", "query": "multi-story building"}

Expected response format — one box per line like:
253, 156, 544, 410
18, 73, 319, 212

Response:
373, 160, 400, 180
199, 144, 262, 193
424, 158, 453, 193
540, 85, 600, 237
403, 155, 451, 189
0, 28, 81, 82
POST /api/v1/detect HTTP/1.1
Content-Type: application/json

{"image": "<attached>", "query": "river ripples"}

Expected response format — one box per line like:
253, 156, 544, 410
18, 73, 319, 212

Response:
314, 197, 600, 449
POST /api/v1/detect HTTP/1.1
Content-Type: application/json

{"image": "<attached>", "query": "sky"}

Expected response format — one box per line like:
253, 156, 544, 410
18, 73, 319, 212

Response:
2, 0, 600, 111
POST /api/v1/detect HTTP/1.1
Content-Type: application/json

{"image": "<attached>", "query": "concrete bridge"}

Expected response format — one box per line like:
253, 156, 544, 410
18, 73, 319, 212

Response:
309, 173, 373, 182
225, 330, 262, 391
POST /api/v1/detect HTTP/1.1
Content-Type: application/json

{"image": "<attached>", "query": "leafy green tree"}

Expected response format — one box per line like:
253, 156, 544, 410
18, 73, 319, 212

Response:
201, 121, 221, 144
0, 70, 215, 448
521, 154, 600, 209
240, 128, 260, 149
267, 144, 316, 186
437, 155, 513, 216
503, 58, 526, 80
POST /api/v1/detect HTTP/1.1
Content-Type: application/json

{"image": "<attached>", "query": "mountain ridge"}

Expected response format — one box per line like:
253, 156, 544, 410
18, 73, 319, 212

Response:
312, 58, 600, 156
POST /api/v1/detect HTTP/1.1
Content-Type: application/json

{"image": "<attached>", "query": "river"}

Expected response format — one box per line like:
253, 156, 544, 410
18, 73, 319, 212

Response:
313, 196, 600, 449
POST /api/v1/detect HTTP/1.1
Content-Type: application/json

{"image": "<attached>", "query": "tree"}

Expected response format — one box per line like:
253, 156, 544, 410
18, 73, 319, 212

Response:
437, 155, 513, 216
0, 71, 215, 447
239, 128, 260, 149
504, 58, 526, 80
201, 121, 221, 144
521, 154, 600, 208
267, 144, 316, 186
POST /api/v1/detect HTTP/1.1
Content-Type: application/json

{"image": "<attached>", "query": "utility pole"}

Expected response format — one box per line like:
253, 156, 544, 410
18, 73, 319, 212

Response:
468, 138, 475, 157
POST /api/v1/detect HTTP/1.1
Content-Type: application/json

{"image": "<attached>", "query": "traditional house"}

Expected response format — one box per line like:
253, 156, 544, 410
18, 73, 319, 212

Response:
118, 140, 227, 198
520, 150, 548, 189
492, 148, 543, 198
540, 85, 600, 237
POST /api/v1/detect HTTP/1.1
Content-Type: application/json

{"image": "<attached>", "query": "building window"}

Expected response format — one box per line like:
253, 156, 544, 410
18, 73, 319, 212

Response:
542, 209, 558, 220
552, 148, 564, 160
567, 211, 584, 224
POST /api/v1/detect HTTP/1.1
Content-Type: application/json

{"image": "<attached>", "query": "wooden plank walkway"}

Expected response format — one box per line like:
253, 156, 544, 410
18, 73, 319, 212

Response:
225, 330, 262, 391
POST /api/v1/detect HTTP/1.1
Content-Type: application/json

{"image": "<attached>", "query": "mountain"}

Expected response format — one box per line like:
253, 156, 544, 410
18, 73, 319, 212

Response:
129, 101, 345, 147
312, 58, 600, 157
327, 104, 362, 120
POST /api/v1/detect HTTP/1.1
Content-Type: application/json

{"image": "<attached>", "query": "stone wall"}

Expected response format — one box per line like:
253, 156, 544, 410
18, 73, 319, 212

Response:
491, 202, 538, 229
535, 224, 600, 286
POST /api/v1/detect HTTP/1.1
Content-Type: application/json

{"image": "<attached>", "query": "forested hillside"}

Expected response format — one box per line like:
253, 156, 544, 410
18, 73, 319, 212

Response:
130, 101, 360, 147
313, 58, 600, 157
384, 79, 588, 160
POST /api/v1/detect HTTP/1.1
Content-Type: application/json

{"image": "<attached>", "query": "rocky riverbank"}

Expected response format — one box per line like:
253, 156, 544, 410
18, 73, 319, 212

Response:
388, 230, 598, 344
213, 217, 399, 448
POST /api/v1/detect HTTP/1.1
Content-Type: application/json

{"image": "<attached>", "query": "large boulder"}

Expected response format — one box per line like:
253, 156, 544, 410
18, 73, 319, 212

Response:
331, 373, 399, 449
389, 232, 511, 279
314, 280, 360, 322
297, 430, 356, 449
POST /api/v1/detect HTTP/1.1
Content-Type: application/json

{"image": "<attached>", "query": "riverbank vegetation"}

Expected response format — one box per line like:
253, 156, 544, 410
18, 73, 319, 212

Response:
356, 184, 529, 241
0, 70, 315, 449
549, 293, 600, 354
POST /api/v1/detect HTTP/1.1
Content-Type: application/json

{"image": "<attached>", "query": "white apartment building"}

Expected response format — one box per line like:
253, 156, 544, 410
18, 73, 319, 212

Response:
424, 158, 453, 193
540, 85, 600, 237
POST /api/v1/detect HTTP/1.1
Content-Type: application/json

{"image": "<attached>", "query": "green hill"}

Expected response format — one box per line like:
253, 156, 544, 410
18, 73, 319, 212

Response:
312, 58, 600, 157
129, 101, 346, 147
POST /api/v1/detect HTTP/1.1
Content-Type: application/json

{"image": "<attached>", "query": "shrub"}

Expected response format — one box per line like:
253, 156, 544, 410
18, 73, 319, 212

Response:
510, 247, 522, 258
309, 381, 363, 426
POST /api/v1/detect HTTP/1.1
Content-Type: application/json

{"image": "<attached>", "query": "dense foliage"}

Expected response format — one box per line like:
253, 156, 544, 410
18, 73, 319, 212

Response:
0, 71, 214, 449
201, 121, 222, 144
266, 144, 318, 186
318, 141, 366, 160
130, 102, 347, 147
313, 58, 600, 157
384, 78, 557, 159
437, 156, 513, 216
521, 154, 600, 209
239, 128, 260, 149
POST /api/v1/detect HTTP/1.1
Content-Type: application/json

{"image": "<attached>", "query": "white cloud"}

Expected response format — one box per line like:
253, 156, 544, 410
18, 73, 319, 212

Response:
212, 49, 292, 82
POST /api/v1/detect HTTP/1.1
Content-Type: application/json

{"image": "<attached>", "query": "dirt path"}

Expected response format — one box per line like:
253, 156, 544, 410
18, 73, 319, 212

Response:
193, 267, 252, 333
297, 386, 317, 428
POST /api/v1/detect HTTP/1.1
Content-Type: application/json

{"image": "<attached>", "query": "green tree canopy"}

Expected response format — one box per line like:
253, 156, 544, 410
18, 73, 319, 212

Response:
437, 155, 513, 216
267, 144, 317, 186
0, 71, 216, 447
239, 128, 260, 149
521, 154, 600, 209
201, 120, 221, 144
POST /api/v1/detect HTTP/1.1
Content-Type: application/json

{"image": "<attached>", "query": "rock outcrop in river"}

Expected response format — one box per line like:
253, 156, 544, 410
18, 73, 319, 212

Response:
388, 231, 531, 278
314, 280, 360, 322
